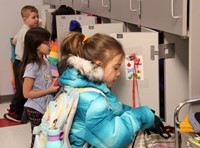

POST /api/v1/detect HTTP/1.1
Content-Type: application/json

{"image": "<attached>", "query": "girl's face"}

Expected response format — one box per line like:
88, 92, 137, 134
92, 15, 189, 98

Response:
37, 40, 52, 58
103, 53, 124, 88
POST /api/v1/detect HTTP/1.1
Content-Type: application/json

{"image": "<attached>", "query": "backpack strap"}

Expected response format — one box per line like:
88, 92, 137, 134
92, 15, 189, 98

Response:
78, 87, 111, 110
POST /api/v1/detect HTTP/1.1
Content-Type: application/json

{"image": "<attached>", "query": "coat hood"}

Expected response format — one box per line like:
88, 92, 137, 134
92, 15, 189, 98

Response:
58, 56, 109, 92
67, 55, 104, 82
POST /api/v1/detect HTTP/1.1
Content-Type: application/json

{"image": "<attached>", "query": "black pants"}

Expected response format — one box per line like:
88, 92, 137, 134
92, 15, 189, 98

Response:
26, 107, 43, 148
10, 60, 26, 116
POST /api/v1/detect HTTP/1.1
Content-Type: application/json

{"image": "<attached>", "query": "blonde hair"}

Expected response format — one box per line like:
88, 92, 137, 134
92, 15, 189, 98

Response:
21, 5, 38, 18
82, 33, 125, 67
60, 32, 125, 67
60, 32, 85, 59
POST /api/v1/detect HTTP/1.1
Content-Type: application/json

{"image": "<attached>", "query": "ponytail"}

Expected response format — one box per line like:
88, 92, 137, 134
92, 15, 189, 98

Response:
60, 32, 85, 59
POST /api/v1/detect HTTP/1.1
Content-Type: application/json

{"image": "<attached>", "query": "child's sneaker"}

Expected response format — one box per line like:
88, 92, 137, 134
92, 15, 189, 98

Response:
4, 110, 21, 123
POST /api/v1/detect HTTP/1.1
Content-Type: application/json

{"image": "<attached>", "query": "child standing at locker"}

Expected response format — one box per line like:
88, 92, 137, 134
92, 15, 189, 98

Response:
21, 27, 60, 148
4, 5, 39, 123
48, 5, 75, 78
58, 32, 165, 147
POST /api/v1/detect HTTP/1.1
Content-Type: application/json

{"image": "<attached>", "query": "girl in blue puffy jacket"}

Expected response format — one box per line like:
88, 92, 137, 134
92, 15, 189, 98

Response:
58, 32, 155, 148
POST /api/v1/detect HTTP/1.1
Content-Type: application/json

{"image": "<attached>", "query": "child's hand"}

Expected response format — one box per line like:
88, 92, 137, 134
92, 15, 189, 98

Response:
54, 78, 59, 86
48, 79, 60, 93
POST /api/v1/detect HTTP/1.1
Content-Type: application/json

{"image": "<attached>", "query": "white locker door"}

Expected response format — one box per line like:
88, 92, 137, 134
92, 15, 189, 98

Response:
56, 15, 97, 57
46, 11, 54, 33
41, 8, 55, 28
34, 4, 51, 26
110, 32, 160, 115
82, 23, 124, 37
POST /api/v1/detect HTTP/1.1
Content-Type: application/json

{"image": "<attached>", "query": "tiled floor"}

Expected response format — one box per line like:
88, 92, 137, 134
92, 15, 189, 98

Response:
0, 102, 32, 148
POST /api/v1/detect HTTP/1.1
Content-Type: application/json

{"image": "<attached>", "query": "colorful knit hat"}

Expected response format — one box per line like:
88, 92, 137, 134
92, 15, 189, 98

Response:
189, 112, 200, 133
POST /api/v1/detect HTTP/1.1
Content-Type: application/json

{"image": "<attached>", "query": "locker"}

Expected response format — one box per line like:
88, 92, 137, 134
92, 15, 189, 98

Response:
34, 4, 51, 19
82, 22, 124, 37
56, 15, 97, 57
73, 0, 89, 13
111, 0, 140, 25
89, 0, 110, 18
164, 32, 189, 125
45, 10, 54, 33
110, 30, 160, 116
41, 8, 55, 28
141, 0, 188, 36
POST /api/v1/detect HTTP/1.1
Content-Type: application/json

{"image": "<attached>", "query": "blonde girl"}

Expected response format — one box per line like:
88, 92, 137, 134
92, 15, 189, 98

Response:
58, 32, 155, 148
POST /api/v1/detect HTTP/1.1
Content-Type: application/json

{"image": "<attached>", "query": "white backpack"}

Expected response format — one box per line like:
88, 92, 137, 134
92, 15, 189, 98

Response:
33, 86, 108, 148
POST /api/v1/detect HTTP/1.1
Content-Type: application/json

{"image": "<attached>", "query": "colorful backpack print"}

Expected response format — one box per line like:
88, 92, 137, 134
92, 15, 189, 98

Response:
33, 86, 107, 148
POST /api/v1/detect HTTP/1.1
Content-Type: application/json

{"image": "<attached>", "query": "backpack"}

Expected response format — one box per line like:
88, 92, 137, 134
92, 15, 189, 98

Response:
33, 86, 107, 148
133, 128, 175, 148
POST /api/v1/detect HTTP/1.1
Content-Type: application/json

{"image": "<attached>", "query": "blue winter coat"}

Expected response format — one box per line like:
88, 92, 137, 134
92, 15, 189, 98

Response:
59, 56, 155, 148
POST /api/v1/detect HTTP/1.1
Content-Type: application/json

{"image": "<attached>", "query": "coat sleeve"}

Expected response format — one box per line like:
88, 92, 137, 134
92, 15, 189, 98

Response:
85, 94, 155, 148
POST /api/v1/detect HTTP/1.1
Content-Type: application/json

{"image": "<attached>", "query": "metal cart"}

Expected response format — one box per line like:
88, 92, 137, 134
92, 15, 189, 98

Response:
174, 98, 200, 148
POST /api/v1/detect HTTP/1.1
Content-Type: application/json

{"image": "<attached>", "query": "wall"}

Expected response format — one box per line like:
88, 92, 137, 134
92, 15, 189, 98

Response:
0, 0, 43, 96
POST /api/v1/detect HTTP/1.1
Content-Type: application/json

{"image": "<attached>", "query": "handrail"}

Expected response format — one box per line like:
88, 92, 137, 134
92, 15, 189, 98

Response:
174, 98, 200, 148
171, 0, 181, 19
